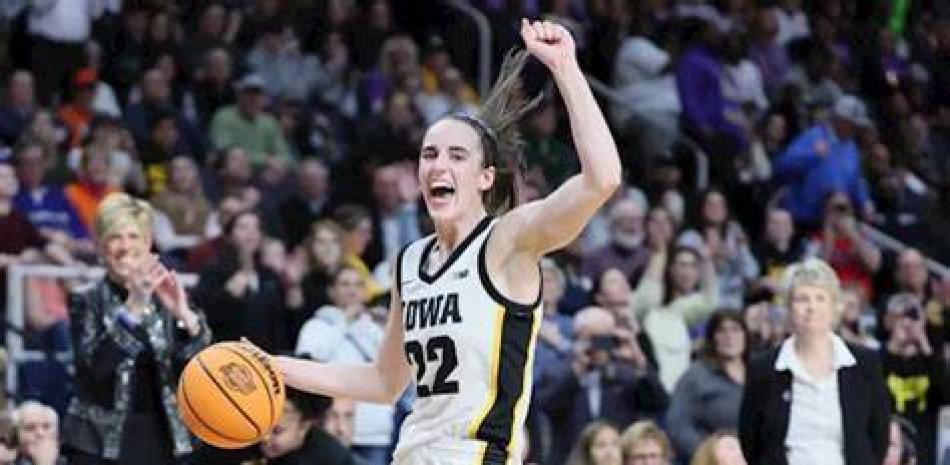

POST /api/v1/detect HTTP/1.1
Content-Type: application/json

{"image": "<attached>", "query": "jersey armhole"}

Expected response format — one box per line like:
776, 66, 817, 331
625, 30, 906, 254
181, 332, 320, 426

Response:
395, 243, 410, 299
477, 227, 542, 315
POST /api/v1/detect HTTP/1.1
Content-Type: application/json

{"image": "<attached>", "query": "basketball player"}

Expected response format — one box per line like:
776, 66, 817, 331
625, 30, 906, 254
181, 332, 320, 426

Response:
274, 19, 621, 465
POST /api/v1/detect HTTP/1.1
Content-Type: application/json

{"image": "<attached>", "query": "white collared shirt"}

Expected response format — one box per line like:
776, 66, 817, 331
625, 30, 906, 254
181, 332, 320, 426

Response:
775, 334, 856, 465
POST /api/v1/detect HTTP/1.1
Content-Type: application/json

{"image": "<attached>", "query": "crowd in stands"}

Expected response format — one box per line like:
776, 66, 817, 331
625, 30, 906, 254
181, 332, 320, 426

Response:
0, 0, 949, 464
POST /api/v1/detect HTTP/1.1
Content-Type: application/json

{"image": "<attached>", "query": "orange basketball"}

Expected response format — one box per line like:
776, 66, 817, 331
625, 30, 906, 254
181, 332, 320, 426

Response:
176, 341, 286, 448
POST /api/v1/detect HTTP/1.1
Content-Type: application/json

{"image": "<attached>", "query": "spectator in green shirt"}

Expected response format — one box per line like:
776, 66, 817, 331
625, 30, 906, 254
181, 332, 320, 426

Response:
210, 73, 293, 170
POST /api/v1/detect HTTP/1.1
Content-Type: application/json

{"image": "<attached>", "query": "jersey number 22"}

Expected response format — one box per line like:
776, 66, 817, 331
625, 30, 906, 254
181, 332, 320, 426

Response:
405, 336, 459, 397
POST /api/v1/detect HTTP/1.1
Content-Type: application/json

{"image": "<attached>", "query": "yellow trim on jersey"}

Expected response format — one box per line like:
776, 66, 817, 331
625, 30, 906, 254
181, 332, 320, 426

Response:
468, 304, 505, 462
507, 307, 542, 457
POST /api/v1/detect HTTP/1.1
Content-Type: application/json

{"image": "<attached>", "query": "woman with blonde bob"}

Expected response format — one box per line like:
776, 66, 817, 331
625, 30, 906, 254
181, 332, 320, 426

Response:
620, 420, 673, 465
738, 258, 890, 465
62, 193, 210, 465
690, 432, 746, 465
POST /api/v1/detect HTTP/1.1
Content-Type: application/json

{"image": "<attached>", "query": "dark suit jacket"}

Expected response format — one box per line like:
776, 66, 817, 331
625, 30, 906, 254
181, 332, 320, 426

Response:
739, 342, 891, 465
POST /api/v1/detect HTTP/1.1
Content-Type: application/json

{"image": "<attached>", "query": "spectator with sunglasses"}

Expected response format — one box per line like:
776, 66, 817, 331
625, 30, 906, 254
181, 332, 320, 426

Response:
882, 293, 950, 465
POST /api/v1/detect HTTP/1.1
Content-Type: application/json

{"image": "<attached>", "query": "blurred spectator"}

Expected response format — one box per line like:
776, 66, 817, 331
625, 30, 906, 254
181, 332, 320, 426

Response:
881, 293, 949, 465
285, 220, 345, 333
368, 162, 423, 279
0, 160, 50, 313
295, 266, 392, 465
125, 68, 203, 160
805, 193, 882, 300
26, 0, 100, 105
207, 146, 255, 204
277, 158, 332, 247
783, 42, 844, 111
189, 47, 235, 129
748, 8, 791, 97
772, 0, 809, 46
753, 208, 804, 295
62, 193, 210, 465
721, 32, 769, 117
538, 307, 667, 465
837, 284, 880, 350
258, 387, 360, 465
772, 94, 874, 229
631, 246, 718, 391
150, 156, 212, 256
679, 189, 760, 309
210, 73, 293, 168
334, 204, 383, 298
0, 70, 36, 146
246, 20, 331, 102
564, 422, 622, 465
12, 141, 93, 258
64, 143, 119, 237
352, 0, 393, 72
535, 258, 574, 378
739, 258, 890, 465
523, 100, 579, 191
14, 401, 64, 465
57, 68, 98, 149
581, 196, 650, 287
0, 411, 14, 465
742, 300, 788, 352
689, 432, 747, 465
667, 311, 748, 459
675, 19, 747, 181
620, 420, 674, 465
323, 397, 357, 449
139, 108, 190, 195
83, 41, 121, 119
194, 209, 291, 353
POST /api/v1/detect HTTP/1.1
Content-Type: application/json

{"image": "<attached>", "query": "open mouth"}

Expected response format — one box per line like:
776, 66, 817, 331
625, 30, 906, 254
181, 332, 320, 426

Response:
429, 183, 456, 199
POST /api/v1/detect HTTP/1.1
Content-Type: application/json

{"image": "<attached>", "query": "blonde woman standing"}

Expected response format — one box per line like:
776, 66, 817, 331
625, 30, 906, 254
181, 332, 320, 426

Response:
738, 258, 889, 465
62, 193, 210, 465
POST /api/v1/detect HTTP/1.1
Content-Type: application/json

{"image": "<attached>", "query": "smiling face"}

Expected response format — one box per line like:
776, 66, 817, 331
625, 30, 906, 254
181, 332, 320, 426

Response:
418, 118, 495, 224
100, 221, 152, 285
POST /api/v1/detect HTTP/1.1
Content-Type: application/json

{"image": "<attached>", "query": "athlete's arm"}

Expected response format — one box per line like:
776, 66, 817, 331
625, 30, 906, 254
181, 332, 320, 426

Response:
494, 19, 621, 259
274, 285, 412, 404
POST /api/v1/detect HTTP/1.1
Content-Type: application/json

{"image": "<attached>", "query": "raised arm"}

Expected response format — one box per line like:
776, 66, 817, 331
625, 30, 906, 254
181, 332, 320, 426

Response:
494, 20, 621, 258
275, 285, 412, 404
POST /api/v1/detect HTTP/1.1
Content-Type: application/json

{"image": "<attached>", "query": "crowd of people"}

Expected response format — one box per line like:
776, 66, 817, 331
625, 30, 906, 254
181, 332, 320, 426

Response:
0, 0, 949, 465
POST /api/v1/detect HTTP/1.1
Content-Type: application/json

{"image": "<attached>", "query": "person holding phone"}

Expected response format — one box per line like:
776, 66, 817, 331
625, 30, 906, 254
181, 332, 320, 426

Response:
538, 306, 667, 465
881, 293, 948, 465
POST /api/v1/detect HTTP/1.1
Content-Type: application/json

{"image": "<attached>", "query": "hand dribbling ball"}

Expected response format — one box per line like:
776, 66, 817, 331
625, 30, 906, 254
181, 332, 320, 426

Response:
177, 341, 285, 448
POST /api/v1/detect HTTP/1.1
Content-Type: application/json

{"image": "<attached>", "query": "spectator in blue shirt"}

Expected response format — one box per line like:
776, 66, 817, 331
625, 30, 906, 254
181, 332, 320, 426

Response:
11, 141, 94, 260
773, 95, 875, 230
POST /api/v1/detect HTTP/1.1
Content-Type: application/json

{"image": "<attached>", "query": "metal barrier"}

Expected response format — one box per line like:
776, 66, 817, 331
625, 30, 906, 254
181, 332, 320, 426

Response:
861, 224, 950, 277
443, 0, 492, 97
5, 264, 198, 401
584, 74, 709, 192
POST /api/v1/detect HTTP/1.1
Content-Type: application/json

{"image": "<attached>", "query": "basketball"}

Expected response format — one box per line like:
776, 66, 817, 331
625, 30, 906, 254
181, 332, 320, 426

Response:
176, 341, 286, 448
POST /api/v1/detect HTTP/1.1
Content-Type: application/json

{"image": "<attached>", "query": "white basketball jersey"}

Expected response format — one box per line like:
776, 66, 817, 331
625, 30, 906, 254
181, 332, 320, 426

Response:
392, 217, 542, 465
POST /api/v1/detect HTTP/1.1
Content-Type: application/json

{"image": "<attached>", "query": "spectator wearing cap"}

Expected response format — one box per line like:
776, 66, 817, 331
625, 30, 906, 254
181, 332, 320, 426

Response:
881, 293, 949, 465
773, 95, 875, 231
739, 258, 890, 465
209, 73, 293, 168
56, 68, 98, 149
0, 70, 37, 146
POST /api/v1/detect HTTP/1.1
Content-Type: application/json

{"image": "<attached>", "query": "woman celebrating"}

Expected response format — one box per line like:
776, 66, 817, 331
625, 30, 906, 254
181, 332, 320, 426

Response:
739, 258, 890, 465
62, 193, 210, 465
273, 19, 621, 465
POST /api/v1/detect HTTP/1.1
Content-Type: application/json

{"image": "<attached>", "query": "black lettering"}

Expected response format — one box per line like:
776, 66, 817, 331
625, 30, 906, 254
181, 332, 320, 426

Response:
440, 293, 461, 324
420, 297, 440, 328
405, 301, 417, 330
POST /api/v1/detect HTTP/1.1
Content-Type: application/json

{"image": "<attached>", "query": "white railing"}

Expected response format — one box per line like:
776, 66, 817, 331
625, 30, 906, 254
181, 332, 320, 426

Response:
5, 264, 198, 401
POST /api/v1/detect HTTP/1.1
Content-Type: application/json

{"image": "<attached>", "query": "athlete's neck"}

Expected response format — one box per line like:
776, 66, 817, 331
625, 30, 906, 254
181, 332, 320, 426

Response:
433, 211, 488, 256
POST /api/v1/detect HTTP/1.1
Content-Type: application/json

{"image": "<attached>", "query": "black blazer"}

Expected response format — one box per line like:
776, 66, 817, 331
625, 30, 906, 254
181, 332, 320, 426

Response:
738, 342, 891, 465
